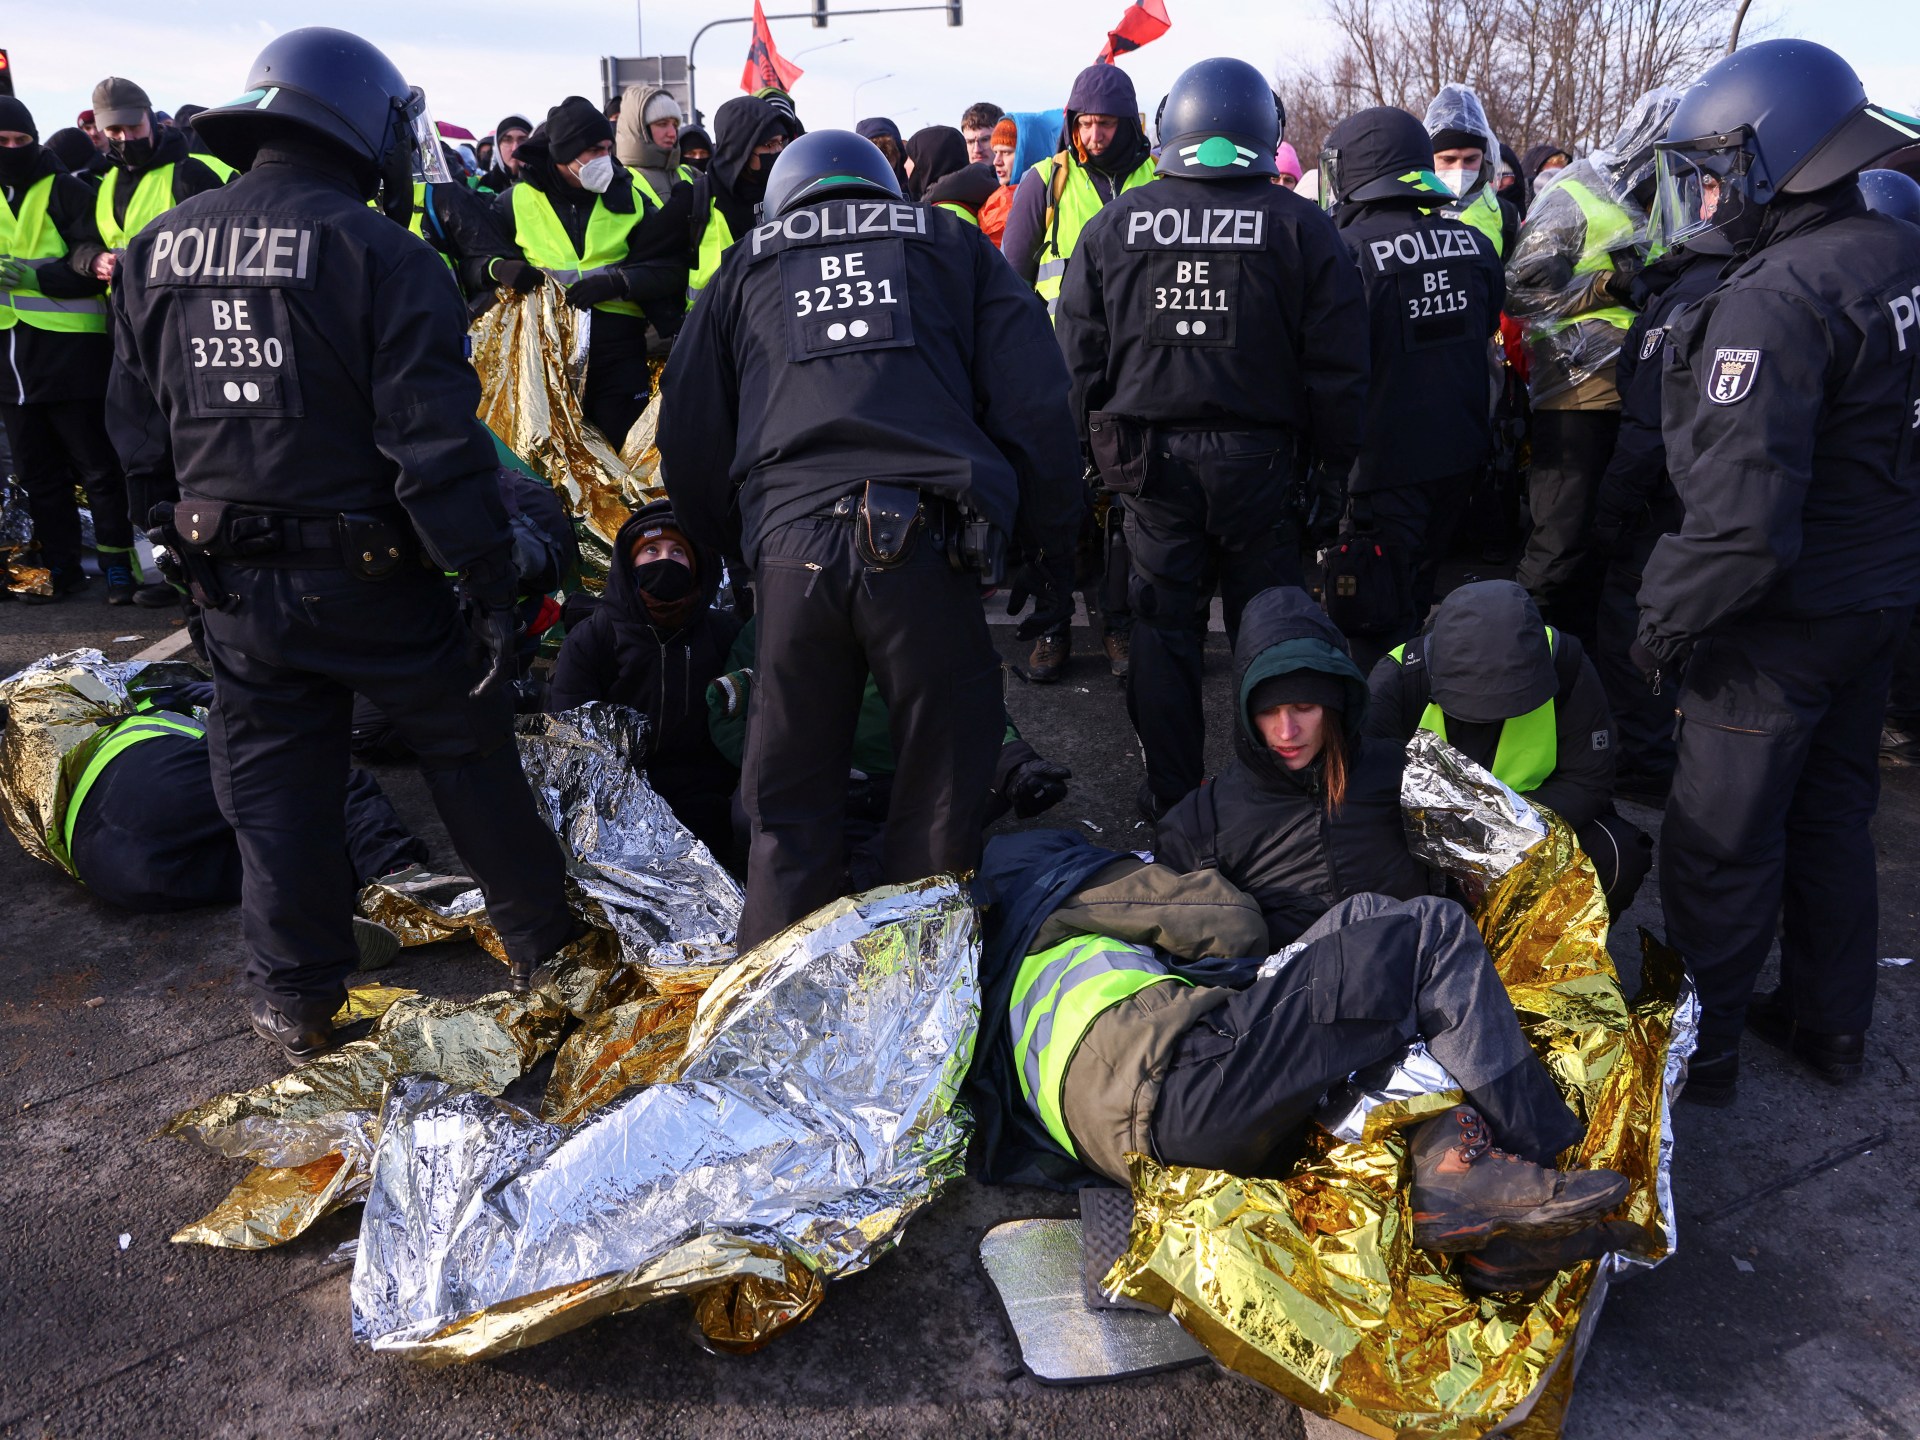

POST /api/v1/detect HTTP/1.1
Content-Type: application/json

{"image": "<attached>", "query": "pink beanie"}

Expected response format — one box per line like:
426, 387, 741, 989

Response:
1274, 140, 1303, 181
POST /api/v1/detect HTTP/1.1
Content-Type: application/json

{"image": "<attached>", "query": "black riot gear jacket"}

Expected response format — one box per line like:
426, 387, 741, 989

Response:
1054, 174, 1369, 467
105, 142, 511, 571
657, 195, 1082, 572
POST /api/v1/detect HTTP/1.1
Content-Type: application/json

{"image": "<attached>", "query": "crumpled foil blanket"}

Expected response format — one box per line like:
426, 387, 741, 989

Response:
348, 877, 980, 1361
468, 285, 665, 583
1105, 729, 1696, 1438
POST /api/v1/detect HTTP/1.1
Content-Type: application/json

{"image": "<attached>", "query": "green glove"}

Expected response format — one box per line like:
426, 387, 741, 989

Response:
0, 257, 30, 289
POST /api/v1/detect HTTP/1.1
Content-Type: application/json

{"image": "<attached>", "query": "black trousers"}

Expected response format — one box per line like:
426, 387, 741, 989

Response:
70, 729, 425, 912
0, 397, 134, 567
1661, 608, 1911, 1050
582, 311, 652, 448
1595, 529, 1676, 783
200, 561, 574, 1026
739, 516, 1003, 950
1887, 611, 1920, 729
1347, 471, 1473, 674
1151, 894, 1583, 1176
1123, 429, 1301, 809
1515, 409, 1620, 647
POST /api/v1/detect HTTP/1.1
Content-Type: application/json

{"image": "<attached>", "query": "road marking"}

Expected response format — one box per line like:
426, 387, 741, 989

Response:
130, 628, 196, 663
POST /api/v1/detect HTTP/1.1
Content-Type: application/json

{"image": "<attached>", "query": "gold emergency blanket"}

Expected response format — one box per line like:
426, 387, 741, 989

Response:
1, 479, 52, 598
1105, 729, 1696, 1438
348, 877, 980, 1362
0, 649, 208, 873
468, 285, 665, 581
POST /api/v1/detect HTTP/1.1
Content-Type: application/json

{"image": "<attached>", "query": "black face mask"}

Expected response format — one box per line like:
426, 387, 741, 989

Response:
0, 144, 41, 186
110, 135, 155, 169
682, 153, 709, 173
632, 557, 699, 630
732, 159, 770, 202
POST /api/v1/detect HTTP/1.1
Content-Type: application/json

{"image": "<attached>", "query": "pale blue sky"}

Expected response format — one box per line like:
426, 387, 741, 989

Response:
8, 0, 1915, 150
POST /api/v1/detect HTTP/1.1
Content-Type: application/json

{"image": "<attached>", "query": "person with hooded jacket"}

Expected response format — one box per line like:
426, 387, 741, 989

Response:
476, 114, 531, 194
1424, 83, 1520, 258
71, 78, 225, 285
1366, 580, 1652, 910
1506, 88, 1680, 644
0, 98, 132, 605
1002, 63, 1158, 305
1154, 586, 1430, 950
687, 96, 791, 308
854, 117, 909, 190
494, 96, 693, 444
902, 125, 968, 202
546, 501, 742, 856
614, 83, 685, 207
1321, 105, 1505, 670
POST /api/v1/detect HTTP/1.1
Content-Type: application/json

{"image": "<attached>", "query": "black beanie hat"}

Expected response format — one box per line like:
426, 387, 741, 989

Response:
545, 96, 613, 163
496, 113, 533, 139
1430, 126, 1486, 154
1248, 670, 1349, 715
0, 97, 38, 140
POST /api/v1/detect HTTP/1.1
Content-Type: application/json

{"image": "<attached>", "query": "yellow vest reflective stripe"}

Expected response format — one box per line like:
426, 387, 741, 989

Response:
1031, 154, 1157, 315
510, 182, 647, 317
688, 193, 734, 308
1449, 189, 1505, 257
95, 163, 177, 251
0, 176, 107, 334
55, 712, 207, 875
1008, 934, 1183, 1158
677, 163, 700, 185
1549, 178, 1636, 332
1399, 626, 1561, 794
199, 155, 238, 183
937, 200, 979, 227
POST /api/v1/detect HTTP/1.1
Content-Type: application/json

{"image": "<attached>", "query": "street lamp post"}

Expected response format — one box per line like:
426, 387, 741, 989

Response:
853, 72, 895, 124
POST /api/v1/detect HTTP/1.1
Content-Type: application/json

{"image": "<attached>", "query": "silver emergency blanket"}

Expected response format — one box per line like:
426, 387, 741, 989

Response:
349, 876, 980, 1363
514, 705, 743, 965
1399, 725, 1547, 895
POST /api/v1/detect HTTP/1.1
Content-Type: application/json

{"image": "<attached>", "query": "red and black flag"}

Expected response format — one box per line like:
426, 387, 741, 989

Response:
1096, 0, 1172, 63
741, 0, 805, 94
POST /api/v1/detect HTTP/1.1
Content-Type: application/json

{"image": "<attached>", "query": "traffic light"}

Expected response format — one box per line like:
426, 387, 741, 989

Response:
946, 1, 963, 24
812, 0, 828, 27
0, 51, 13, 100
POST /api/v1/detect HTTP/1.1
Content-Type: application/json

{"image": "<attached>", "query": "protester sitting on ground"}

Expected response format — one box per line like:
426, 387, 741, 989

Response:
546, 501, 743, 859
707, 620, 1073, 889
1366, 580, 1652, 911
970, 828, 1632, 1294
1153, 586, 1432, 949
12, 677, 440, 967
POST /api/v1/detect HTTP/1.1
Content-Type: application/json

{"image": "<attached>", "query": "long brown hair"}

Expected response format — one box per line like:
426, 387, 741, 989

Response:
1319, 707, 1349, 813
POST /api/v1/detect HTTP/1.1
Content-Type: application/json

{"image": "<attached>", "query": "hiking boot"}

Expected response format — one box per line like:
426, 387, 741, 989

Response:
133, 581, 180, 609
1104, 629, 1131, 679
20, 564, 89, 605
103, 560, 136, 605
352, 917, 402, 972
1881, 723, 1920, 767
1409, 1105, 1629, 1253
249, 996, 334, 1064
1460, 1220, 1647, 1297
1027, 631, 1069, 683
1746, 988, 1866, 1084
1680, 1047, 1739, 1107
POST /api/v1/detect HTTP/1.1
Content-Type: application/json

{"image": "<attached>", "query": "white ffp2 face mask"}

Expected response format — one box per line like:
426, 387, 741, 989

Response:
1436, 164, 1479, 198
576, 154, 616, 193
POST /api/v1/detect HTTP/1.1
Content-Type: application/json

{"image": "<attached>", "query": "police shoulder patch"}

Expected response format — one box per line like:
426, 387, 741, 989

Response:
1706, 346, 1762, 404
1639, 326, 1664, 361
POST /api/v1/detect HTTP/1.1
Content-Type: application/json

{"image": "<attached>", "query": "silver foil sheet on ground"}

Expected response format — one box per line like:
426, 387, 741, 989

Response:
1399, 726, 1547, 894
350, 877, 980, 1362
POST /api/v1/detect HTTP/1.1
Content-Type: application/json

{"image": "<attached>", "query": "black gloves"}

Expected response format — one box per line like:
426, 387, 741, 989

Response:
460, 553, 521, 700
564, 270, 630, 310
1006, 755, 1072, 817
1006, 553, 1075, 641
488, 258, 546, 293
1599, 256, 1644, 308
1305, 463, 1348, 549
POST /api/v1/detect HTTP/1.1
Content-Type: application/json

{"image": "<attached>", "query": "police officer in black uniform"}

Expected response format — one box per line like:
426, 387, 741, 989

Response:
1056, 58, 1370, 821
105, 28, 577, 1061
1634, 40, 1920, 1103
1319, 105, 1506, 670
658, 129, 1081, 950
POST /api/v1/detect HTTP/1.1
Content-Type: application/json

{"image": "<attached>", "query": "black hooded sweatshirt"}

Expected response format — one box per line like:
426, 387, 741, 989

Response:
0, 143, 114, 403
1154, 587, 1428, 949
705, 96, 787, 244
546, 501, 742, 816
902, 126, 969, 202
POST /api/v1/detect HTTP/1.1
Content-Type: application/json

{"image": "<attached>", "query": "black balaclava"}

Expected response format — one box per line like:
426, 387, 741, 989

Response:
0, 98, 42, 186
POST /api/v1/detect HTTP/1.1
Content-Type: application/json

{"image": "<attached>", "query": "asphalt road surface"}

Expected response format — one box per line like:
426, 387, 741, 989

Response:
1, 593, 1915, 1440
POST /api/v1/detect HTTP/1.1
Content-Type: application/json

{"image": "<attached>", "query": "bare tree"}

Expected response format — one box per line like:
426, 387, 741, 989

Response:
1278, 0, 1738, 168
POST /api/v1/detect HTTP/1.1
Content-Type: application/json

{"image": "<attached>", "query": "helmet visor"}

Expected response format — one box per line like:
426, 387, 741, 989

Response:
403, 87, 452, 184
1650, 135, 1754, 251
1318, 146, 1341, 211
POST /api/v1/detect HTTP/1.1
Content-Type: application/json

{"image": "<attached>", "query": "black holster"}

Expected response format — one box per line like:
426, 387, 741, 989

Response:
855, 481, 924, 568
146, 502, 231, 611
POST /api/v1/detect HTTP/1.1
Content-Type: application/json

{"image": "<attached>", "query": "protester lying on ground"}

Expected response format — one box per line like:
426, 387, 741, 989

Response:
969, 828, 1631, 1294
706, 616, 1073, 888
545, 501, 743, 859
7, 677, 442, 967
1365, 580, 1652, 912
1153, 586, 1432, 950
